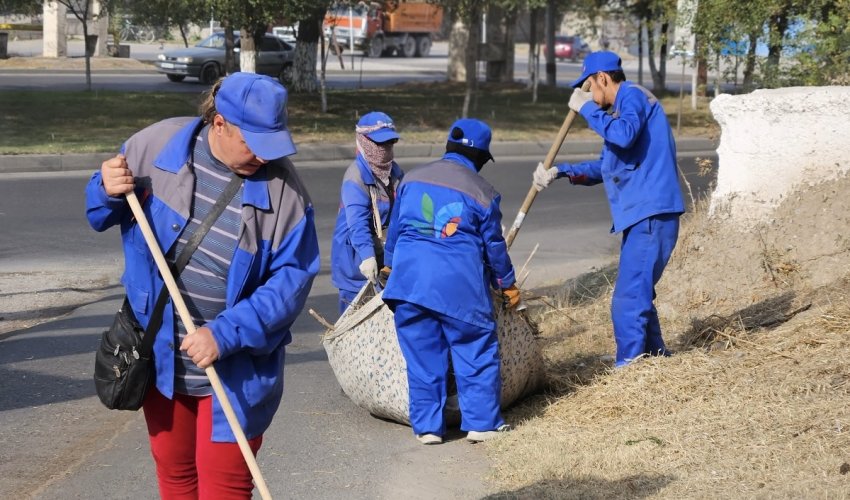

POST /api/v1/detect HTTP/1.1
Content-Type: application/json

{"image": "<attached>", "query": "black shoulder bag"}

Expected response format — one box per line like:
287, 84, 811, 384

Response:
94, 175, 243, 411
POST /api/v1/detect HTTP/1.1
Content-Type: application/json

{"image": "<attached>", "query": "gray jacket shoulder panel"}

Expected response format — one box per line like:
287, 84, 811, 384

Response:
123, 117, 197, 219
259, 156, 314, 251
403, 159, 498, 209
341, 160, 367, 189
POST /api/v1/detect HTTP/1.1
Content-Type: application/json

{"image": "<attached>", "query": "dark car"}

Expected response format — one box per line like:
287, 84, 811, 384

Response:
548, 35, 590, 62
156, 32, 295, 85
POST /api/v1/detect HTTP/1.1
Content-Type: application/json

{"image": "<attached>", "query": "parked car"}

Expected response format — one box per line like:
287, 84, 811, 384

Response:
155, 32, 295, 85
547, 35, 590, 62
272, 24, 297, 44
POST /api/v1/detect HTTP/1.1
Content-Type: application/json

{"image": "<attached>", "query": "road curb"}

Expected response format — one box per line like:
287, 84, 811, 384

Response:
0, 137, 717, 174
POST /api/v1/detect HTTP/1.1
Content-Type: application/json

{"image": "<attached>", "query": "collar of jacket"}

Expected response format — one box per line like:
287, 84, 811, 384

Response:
151, 117, 271, 210
355, 152, 402, 185
441, 151, 478, 172
612, 80, 638, 117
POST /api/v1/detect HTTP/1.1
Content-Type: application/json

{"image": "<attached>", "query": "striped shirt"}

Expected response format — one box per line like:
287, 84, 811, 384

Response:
170, 126, 243, 396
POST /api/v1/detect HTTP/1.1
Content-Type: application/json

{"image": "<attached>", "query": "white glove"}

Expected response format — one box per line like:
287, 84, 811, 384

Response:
532, 161, 558, 192
359, 256, 379, 284
568, 89, 593, 113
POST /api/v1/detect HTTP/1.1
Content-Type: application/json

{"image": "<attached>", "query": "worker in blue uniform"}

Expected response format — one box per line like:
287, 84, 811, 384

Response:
532, 51, 685, 368
381, 118, 522, 445
331, 111, 404, 313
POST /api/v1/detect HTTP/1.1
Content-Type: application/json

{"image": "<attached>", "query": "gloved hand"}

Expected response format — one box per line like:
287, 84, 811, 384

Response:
568, 89, 593, 113
501, 284, 522, 310
378, 266, 392, 287
359, 256, 379, 285
532, 162, 558, 192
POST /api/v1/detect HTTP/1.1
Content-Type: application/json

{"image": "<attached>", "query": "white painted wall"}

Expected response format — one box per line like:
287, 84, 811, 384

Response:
709, 86, 850, 227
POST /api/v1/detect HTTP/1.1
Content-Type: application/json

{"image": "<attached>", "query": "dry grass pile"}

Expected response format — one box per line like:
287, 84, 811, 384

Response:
489, 173, 850, 499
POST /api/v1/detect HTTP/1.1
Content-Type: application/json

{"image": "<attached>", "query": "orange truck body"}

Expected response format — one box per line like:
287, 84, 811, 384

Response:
323, 2, 443, 57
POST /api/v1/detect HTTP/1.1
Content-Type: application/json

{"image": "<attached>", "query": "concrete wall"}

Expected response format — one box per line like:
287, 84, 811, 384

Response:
709, 86, 850, 227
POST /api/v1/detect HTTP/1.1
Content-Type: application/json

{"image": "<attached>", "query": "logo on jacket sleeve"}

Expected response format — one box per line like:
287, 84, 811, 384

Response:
411, 193, 463, 238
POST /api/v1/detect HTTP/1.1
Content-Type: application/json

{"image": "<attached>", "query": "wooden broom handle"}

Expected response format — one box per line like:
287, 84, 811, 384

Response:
504, 79, 592, 250
126, 191, 273, 500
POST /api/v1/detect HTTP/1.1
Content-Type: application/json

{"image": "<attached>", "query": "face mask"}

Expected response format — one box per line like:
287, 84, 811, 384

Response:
357, 134, 394, 183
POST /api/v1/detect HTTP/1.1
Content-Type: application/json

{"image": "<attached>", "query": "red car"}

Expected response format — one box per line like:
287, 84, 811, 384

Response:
548, 35, 590, 62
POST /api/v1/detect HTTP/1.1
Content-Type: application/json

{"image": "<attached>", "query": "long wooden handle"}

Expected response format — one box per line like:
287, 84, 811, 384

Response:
370, 189, 383, 240
126, 191, 273, 500
504, 80, 592, 250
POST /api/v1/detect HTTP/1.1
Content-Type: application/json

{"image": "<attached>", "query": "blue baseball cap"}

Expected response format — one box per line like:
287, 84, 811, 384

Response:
356, 111, 400, 143
215, 72, 296, 160
569, 51, 623, 88
446, 118, 494, 161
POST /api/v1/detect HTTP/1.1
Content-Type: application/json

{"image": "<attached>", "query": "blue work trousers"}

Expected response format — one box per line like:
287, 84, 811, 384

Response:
338, 289, 359, 314
612, 213, 680, 367
392, 301, 504, 436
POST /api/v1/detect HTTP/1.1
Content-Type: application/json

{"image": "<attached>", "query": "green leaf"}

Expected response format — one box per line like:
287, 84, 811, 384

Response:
421, 193, 434, 223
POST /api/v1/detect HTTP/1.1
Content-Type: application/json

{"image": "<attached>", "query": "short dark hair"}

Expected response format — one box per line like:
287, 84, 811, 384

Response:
601, 69, 626, 83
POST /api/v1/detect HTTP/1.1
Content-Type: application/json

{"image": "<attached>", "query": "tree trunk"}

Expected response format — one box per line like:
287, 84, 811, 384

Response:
179, 25, 188, 48
447, 11, 468, 82
657, 21, 669, 89
742, 30, 758, 90
240, 26, 257, 74
82, 22, 91, 91
647, 18, 660, 90
765, 12, 788, 87
637, 19, 644, 86
291, 10, 324, 93
484, 6, 515, 83
528, 8, 538, 90
462, 10, 480, 118
224, 25, 237, 75
544, 0, 556, 86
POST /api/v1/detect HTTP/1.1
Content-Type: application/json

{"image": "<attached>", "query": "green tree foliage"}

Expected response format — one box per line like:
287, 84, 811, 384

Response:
693, 0, 850, 89
0, 0, 39, 15
115, 0, 208, 47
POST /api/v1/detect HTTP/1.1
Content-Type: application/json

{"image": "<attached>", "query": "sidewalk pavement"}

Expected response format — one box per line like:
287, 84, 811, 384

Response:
0, 137, 717, 174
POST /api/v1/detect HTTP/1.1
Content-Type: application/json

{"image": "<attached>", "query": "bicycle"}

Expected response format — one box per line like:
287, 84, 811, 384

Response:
119, 20, 156, 44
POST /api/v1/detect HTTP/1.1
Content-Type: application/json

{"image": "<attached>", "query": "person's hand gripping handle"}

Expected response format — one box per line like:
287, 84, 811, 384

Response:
504, 79, 592, 250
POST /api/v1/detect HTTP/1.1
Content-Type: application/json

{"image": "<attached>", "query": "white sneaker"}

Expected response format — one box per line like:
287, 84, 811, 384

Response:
416, 433, 443, 445
466, 424, 512, 443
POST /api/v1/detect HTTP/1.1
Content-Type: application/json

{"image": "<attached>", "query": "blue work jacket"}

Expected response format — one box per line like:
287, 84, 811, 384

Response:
382, 153, 516, 328
85, 117, 320, 442
330, 154, 403, 292
559, 81, 685, 233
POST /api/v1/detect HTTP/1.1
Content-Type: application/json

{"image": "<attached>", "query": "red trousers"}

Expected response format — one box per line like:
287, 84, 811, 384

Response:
143, 388, 263, 500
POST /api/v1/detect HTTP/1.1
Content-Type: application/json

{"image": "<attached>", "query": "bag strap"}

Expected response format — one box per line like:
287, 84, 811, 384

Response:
139, 174, 243, 353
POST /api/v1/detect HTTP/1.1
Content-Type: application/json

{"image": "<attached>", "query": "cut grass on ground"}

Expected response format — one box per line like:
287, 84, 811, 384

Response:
486, 173, 850, 499
0, 82, 718, 155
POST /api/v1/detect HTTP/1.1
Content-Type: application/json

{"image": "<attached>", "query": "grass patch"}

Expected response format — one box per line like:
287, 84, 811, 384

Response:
1, 91, 199, 154
0, 81, 718, 154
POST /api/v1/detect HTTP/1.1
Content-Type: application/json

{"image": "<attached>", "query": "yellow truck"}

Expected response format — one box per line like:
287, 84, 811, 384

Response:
323, 1, 443, 58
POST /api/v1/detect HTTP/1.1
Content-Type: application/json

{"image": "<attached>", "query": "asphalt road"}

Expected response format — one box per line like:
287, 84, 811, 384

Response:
0, 147, 716, 499
1, 39, 697, 92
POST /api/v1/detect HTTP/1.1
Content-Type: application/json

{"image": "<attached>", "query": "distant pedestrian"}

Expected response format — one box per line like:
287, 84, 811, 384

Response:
331, 111, 403, 313
382, 118, 521, 445
85, 72, 320, 498
532, 51, 685, 368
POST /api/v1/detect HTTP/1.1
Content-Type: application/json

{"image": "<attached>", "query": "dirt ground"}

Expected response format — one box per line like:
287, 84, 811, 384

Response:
0, 267, 118, 338
0, 55, 152, 71
488, 171, 850, 498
